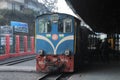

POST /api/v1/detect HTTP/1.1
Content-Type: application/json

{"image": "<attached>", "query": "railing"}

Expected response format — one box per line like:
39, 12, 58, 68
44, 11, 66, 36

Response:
0, 35, 35, 60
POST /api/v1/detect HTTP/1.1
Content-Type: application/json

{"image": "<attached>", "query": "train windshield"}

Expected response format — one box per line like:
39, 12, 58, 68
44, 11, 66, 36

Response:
58, 18, 72, 33
39, 19, 51, 33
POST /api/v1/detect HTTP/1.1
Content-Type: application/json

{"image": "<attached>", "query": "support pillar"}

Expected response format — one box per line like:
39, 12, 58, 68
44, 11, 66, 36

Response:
15, 35, 20, 53
24, 36, 28, 52
5, 35, 10, 55
31, 36, 34, 53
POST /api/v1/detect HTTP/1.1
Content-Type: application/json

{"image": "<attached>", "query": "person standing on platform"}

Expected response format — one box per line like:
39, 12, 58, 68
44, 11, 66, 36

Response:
100, 38, 111, 63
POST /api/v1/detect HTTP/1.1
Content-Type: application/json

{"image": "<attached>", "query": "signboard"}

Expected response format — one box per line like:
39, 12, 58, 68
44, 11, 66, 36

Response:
11, 21, 28, 33
0, 26, 13, 45
0, 26, 13, 36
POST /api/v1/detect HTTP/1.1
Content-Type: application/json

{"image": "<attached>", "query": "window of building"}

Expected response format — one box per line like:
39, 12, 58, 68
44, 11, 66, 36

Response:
20, 5, 24, 10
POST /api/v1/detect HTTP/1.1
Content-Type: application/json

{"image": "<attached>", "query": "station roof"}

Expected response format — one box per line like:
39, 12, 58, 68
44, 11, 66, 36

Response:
66, 0, 120, 34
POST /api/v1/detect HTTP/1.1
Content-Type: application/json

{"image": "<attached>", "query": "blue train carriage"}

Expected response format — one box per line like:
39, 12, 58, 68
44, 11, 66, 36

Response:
35, 13, 92, 72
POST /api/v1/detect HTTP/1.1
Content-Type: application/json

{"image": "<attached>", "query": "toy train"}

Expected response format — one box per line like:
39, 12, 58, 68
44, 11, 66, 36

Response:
35, 13, 93, 72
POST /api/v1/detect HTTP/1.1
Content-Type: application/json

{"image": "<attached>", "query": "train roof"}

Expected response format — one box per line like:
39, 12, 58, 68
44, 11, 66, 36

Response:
36, 12, 79, 19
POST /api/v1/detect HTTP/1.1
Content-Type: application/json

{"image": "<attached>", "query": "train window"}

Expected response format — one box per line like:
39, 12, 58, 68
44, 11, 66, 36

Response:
47, 22, 51, 32
45, 21, 51, 33
58, 21, 63, 32
39, 20, 51, 33
64, 18, 72, 33
58, 18, 72, 33
39, 20, 44, 33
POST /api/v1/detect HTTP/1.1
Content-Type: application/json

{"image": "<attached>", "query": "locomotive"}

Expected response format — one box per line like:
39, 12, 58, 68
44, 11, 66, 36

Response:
35, 13, 93, 72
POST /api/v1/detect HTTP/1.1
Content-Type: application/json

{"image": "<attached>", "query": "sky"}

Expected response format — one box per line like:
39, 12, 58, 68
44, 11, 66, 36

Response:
38, 0, 77, 17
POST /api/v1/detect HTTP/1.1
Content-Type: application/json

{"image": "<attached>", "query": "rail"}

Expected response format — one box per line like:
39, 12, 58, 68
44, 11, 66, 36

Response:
0, 54, 36, 66
0, 35, 35, 60
38, 73, 73, 80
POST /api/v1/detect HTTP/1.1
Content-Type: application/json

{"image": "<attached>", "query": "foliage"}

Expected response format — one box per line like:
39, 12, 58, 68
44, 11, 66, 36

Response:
40, 0, 58, 12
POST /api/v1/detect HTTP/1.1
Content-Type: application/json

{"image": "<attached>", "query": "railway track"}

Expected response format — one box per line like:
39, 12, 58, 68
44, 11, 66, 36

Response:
39, 73, 62, 80
0, 55, 36, 66
38, 73, 73, 80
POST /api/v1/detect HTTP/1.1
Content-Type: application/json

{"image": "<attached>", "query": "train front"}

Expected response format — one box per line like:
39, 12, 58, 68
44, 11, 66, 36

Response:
35, 13, 75, 72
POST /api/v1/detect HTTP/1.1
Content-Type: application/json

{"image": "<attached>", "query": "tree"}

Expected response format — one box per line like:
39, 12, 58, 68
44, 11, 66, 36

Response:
39, 0, 58, 12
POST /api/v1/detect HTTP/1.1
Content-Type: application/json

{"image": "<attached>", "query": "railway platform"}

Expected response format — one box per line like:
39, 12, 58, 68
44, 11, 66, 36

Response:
0, 71, 45, 80
0, 66, 36, 72
68, 63, 120, 80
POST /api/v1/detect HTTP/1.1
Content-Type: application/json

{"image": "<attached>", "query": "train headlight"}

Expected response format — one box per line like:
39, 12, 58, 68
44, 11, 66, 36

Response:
65, 50, 71, 56
38, 50, 44, 56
